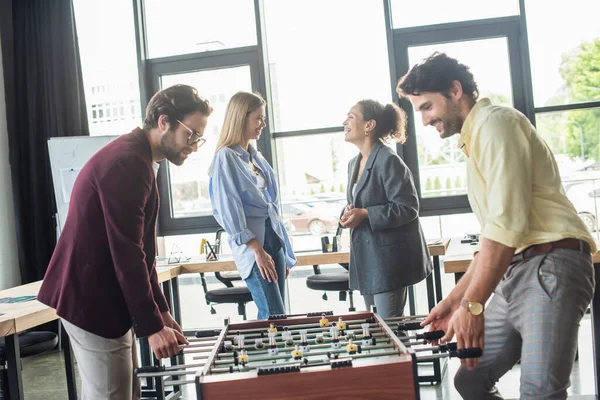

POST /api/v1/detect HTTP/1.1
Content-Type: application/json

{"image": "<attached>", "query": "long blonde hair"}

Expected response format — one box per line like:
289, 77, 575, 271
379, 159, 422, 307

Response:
214, 92, 266, 155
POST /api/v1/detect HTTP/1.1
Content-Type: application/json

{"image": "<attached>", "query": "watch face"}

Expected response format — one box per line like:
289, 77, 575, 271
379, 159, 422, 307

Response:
469, 302, 483, 315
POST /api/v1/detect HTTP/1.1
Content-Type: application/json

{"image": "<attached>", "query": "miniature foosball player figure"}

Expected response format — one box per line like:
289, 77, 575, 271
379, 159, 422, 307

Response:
361, 323, 374, 346
282, 326, 294, 347
320, 313, 329, 327
291, 345, 303, 360
346, 339, 358, 355
236, 334, 245, 350
237, 349, 249, 367
346, 330, 356, 340
299, 329, 310, 352
336, 317, 346, 335
330, 326, 341, 349
315, 333, 325, 344
267, 322, 278, 334
268, 332, 278, 356
254, 338, 265, 350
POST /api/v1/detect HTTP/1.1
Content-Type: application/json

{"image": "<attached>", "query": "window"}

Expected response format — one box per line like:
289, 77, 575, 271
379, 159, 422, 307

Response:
143, 0, 257, 58
73, 0, 142, 135
535, 109, 600, 239
275, 132, 358, 251
525, 0, 600, 107
390, 0, 519, 29
159, 66, 253, 219
406, 38, 514, 200
263, 0, 391, 132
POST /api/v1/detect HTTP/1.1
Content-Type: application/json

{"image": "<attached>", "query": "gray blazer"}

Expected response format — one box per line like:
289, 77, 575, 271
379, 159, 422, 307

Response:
345, 142, 432, 295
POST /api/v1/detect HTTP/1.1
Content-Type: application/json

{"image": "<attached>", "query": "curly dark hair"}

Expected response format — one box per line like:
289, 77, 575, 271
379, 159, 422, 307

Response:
143, 84, 213, 130
396, 52, 479, 101
357, 100, 407, 144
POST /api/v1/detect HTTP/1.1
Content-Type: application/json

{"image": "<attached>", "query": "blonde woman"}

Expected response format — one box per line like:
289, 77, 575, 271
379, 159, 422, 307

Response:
209, 92, 296, 319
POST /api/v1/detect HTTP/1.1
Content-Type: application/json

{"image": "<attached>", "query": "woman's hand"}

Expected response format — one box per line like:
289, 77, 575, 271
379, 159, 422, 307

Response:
340, 204, 368, 229
255, 247, 278, 283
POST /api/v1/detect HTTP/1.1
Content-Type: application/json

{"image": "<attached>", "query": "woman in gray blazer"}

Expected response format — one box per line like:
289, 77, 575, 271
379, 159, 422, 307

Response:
340, 99, 432, 317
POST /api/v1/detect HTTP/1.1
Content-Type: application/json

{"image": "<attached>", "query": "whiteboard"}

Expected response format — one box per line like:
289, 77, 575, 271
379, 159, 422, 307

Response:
48, 136, 118, 233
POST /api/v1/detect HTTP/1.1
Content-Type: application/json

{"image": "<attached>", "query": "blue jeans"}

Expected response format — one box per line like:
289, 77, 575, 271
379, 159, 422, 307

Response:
244, 220, 287, 319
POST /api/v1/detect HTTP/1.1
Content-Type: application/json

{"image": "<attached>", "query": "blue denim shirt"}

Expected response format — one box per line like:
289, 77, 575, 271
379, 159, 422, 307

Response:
209, 145, 297, 279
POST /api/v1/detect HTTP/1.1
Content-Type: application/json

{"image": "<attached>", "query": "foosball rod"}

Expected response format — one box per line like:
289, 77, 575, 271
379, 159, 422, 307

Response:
204, 336, 389, 360
211, 343, 397, 366
412, 342, 458, 353
189, 314, 427, 341
210, 349, 402, 374
416, 347, 483, 362
219, 320, 371, 338
192, 332, 390, 359
221, 321, 385, 342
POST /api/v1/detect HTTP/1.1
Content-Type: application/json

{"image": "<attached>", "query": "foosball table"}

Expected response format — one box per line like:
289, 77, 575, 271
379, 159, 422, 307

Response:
136, 311, 481, 400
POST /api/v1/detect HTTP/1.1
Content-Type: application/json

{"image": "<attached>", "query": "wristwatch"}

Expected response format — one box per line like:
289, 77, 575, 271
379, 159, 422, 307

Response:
461, 300, 484, 316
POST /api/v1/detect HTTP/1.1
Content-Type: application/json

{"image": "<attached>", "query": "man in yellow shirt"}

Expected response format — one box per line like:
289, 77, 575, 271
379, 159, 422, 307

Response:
398, 52, 595, 400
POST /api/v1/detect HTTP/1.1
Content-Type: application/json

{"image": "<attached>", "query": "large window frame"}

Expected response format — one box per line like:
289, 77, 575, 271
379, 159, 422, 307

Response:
133, 0, 274, 236
127, 0, 543, 235
393, 15, 534, 216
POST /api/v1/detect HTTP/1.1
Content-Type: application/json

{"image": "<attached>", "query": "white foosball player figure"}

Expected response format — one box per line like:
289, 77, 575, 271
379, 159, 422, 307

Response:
361, 323, 373, 346
255, 338, 265, 350
268, 332, 278, 356
236, 334, 245, 350
330, 326, 341, 349
314, 333, 324, 344
282, 326, 294, 347
299, 329, 310, 352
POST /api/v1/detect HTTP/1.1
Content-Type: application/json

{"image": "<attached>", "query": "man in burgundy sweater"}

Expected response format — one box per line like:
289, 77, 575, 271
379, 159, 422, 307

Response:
38, 84, 212, 399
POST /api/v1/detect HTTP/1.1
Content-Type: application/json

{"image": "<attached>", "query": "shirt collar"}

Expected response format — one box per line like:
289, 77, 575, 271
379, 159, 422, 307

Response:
232, 144, 258, 162
458, 98, 492, 158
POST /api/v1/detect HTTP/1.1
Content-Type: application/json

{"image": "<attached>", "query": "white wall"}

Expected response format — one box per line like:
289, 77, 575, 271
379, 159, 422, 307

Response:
0, 36, 21, 289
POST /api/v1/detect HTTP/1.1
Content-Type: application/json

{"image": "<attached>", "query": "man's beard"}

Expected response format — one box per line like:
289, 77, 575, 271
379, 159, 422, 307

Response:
160, 130, 187, 166
434, 101, 464, 138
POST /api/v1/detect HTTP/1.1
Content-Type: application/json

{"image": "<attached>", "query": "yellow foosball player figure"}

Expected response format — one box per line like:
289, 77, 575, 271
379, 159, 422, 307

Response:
237, 349, 249, 367
268, 332, 278, 356
291, 345, 303, 360
267, 322, 278, 335
346, 339, 358, 355
320, 314, 329, 327
336, 317, 346, 335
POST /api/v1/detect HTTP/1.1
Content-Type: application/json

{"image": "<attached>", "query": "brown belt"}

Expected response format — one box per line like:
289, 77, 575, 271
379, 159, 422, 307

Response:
512, 238, 591, 263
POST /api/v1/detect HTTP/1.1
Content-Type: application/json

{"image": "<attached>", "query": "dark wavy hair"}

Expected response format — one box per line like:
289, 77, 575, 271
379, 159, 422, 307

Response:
143, 84, 213, 130
397, 52, 479, 101
357, 100, 407, 144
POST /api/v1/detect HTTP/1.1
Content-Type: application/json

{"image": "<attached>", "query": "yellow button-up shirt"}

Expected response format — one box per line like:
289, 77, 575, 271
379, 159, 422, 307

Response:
459, 98, 597, 254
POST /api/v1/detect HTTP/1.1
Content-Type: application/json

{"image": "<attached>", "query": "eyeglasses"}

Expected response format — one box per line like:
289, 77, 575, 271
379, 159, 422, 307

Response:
177, 119, 206, 147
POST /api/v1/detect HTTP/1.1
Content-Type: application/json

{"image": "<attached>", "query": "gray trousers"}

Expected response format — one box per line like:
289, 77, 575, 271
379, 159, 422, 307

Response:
62, 319, 141, 400
363, 286, 408, 318
455, 248, 594, 400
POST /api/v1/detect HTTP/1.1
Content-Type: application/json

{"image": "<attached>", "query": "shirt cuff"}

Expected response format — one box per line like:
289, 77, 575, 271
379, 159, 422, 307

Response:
481, 223, 524, 248
232, 228, 256, 246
